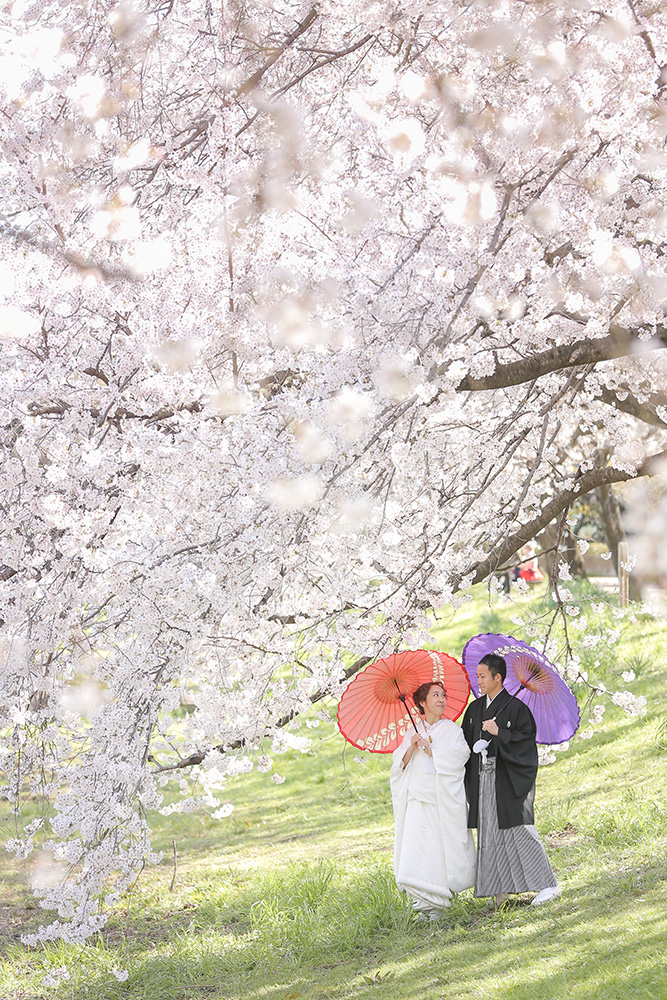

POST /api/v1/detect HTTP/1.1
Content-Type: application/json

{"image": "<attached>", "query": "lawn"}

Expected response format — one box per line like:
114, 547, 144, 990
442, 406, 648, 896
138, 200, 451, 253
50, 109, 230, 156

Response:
1, 583, 666, 1000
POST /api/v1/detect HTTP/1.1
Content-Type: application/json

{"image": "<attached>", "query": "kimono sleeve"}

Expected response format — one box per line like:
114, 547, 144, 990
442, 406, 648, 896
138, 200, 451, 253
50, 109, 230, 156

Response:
390, 731, 412, 777
431, 721, 470, 777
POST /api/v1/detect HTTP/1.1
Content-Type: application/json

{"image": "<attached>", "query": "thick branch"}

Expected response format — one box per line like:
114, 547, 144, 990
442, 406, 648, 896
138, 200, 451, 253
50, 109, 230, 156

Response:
272, 32, 374, 98
453, 324, 667, 392
596, 385, 667, 428
27, 398, 204, 426
462, 451, 666, 587
0, 214, 133, 281
237, 7, 318, 95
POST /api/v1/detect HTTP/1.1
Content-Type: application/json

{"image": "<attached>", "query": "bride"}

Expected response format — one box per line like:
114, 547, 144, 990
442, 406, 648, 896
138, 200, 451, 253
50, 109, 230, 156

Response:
390, 681, 476, 919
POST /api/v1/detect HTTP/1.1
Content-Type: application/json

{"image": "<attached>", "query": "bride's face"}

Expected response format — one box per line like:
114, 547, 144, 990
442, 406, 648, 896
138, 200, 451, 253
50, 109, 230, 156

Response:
423, 685, 446, 719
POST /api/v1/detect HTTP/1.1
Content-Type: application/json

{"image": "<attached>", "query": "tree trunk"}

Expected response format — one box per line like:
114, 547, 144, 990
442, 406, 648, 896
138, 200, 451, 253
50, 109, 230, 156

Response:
597, 484, 641, 601
537, 522, 586, 582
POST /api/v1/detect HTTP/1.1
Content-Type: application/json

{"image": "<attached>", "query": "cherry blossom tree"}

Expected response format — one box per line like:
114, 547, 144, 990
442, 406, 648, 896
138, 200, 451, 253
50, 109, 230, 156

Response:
0, 0, 662, 940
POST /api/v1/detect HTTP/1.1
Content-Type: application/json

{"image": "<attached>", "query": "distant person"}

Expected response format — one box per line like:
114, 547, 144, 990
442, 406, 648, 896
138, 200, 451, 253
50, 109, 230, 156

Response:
390, 682, 476, 920
461, 653, 560, 906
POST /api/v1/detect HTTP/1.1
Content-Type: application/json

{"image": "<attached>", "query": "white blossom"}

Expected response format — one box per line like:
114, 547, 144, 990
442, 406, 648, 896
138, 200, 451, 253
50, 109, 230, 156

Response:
610, 691, 647, 716
1, 0, 663, 944
211, 802, 234, 819
42, 967, 70, 987
591, 705, 606, 725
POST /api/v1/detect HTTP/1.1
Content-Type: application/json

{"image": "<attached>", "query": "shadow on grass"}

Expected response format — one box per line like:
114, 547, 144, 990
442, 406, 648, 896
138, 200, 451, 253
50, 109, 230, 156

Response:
50, 889, 667, 1000
22, 850, 665, 1000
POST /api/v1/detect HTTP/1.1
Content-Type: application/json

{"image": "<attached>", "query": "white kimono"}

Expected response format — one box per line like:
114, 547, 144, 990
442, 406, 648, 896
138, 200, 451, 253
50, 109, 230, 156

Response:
390, 718, 476, 913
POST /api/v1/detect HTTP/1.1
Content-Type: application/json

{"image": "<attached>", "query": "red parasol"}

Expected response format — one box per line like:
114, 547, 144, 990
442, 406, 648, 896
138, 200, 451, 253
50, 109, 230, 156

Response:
337, 649, 471, 754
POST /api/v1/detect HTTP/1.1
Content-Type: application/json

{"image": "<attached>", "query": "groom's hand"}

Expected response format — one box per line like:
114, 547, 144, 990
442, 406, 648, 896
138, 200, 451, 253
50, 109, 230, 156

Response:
482, 719, 499, 736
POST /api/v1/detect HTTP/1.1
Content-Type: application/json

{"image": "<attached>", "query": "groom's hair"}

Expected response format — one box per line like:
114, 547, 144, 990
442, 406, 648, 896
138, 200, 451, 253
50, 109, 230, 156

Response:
412, 682, 446, 715
479, 653, 507, 682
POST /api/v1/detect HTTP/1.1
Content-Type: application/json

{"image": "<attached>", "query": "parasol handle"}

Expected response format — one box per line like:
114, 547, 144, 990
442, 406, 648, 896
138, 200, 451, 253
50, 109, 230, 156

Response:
392, 679, 420, 735
491, 684, 527, 723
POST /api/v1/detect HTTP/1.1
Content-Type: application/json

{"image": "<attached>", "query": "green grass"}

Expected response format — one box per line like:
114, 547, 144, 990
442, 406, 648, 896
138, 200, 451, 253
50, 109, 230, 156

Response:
1, 583, 666, 1000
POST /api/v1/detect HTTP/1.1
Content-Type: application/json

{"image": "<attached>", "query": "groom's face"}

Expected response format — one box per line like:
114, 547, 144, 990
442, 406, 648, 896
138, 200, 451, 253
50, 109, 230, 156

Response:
477, 663, 501, 697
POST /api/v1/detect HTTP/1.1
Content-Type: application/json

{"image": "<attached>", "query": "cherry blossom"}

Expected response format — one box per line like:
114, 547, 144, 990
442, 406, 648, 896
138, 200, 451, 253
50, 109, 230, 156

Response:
1, 0, 666, 941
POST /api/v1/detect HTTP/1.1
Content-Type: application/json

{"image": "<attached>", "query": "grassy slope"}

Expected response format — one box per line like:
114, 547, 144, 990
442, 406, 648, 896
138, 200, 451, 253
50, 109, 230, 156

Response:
1, 585, 666, 1000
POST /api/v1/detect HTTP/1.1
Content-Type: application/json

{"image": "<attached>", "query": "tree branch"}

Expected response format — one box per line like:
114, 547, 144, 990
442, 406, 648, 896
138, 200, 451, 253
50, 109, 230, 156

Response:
596, 384, 667, 428
452, 324, 667, 392
272, 32, 374, 98
149, 655, 371, 772
0, 213, 134, 282
237, 7, 318, 96
461, 450, 666, 587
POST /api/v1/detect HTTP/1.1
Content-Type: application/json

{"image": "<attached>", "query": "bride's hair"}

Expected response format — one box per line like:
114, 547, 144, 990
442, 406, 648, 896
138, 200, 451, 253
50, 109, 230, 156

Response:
412, 682, 447, 715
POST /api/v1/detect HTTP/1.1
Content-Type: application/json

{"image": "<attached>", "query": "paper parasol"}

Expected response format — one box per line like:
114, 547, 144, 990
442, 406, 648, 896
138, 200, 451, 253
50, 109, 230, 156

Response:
337, 649, 470, 754
462, 633, 580, 744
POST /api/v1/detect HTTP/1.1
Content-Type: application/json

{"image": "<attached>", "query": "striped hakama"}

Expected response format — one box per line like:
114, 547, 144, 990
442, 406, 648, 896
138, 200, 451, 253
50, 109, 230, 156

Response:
475, 758, 557, 897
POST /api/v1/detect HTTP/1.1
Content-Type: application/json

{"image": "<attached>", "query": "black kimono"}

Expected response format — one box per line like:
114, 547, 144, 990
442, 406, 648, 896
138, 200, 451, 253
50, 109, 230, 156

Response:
462, 688, 538, 830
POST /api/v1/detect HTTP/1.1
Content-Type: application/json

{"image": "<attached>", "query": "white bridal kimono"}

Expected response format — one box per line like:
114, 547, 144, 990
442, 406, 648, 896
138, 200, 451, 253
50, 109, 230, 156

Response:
390, 718, 476, 914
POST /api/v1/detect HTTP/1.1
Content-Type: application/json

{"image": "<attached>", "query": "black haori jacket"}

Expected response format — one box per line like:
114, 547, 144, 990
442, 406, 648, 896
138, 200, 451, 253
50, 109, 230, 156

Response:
462, 689, 539, 830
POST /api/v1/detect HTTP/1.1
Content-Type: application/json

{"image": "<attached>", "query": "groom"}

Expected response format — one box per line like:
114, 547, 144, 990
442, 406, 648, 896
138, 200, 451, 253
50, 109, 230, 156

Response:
461, 652, 560, 905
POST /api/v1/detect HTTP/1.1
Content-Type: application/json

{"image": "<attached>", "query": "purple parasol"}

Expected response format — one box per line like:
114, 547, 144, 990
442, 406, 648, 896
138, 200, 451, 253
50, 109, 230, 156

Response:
462, 633, 580, 745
